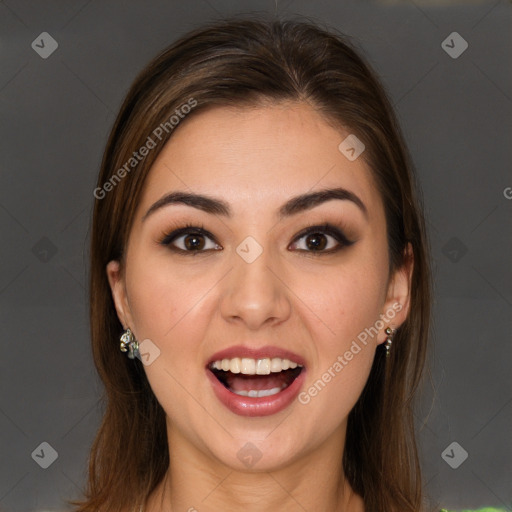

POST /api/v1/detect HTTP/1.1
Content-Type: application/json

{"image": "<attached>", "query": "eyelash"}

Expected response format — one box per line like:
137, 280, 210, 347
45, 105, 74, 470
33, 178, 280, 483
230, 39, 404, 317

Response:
158, 222, 355, 256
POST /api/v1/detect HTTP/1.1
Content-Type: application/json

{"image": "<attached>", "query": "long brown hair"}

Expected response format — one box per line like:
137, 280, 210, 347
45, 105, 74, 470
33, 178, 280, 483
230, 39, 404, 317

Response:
71, 16, 432, 512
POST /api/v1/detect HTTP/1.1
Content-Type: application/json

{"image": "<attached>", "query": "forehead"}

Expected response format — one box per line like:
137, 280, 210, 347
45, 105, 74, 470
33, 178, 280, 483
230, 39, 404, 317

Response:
138, 102, 383, 222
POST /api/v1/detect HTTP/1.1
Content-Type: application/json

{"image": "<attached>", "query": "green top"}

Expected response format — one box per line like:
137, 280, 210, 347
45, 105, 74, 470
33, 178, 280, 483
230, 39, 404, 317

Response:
440, 508, 509, 512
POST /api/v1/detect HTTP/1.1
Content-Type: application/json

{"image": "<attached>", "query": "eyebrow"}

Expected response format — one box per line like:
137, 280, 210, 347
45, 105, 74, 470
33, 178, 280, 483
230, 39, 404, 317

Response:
142, 187, 368, 222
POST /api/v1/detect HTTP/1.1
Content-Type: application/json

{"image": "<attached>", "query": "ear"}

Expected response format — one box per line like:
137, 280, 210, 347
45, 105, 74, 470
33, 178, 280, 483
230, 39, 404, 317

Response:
106, 260, 134, 330
377, 242, 414, 345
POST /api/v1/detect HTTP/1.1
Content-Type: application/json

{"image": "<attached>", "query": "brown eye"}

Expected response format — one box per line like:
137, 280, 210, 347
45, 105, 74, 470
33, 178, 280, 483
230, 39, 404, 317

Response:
183, 233, 206, 250
160, 226, 221, 254
304, 233, 328, 251
289, 224, 354, 254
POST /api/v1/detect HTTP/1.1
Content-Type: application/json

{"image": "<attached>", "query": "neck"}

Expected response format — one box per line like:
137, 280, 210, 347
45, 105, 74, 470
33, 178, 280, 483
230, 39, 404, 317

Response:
145, 421, 364, 512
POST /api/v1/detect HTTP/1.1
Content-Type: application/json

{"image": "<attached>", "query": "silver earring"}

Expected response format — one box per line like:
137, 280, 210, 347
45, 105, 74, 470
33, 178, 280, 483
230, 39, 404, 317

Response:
120, 328, 140, 360
384, 327, 396, 357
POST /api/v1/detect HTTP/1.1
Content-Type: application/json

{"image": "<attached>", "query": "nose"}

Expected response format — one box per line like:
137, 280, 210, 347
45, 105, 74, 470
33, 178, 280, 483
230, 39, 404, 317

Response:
219, 244, 292, 331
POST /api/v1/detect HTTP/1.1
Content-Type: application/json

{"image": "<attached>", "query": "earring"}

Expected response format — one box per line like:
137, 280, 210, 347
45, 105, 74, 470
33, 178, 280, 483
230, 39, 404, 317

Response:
119, 328, 140, 360
384, 327, 396, 357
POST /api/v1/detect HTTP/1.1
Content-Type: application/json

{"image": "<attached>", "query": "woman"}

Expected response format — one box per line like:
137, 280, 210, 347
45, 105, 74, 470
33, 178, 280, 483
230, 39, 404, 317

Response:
72, 16, 445, 512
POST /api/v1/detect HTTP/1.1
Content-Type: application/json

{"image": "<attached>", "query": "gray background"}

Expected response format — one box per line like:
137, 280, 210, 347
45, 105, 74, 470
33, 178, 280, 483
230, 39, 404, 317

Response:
0, 0, 511, 511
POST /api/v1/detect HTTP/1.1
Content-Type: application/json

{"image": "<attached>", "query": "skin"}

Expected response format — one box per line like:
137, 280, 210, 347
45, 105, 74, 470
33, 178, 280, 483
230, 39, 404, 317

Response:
107, 101, 413, 512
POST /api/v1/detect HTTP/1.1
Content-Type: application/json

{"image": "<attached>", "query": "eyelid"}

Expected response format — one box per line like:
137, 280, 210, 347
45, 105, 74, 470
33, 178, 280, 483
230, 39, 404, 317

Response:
159, 224, 214, 246
158, 225, 223, 256
158, 222, 355, 254
293, 223, 353, 243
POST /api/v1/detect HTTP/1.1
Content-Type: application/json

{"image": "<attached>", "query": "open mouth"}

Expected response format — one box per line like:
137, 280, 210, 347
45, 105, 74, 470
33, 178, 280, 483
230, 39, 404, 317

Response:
208, 357, 304, 398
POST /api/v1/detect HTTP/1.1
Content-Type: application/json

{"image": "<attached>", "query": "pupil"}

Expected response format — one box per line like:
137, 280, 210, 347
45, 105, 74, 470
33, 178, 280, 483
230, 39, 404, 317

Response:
185, 234, 204, 250
306, 233, 326, 250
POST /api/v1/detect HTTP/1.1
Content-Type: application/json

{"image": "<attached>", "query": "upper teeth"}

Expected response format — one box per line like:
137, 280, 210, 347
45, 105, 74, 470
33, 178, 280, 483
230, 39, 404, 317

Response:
210, 357, 302, 375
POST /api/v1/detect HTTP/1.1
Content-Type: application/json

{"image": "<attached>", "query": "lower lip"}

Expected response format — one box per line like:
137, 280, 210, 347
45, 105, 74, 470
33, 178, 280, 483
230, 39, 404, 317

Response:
206, 368, 306, 417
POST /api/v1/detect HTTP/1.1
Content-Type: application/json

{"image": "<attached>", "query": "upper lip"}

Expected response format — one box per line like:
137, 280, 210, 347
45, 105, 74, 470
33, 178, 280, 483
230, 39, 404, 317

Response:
207, 345, 306, 367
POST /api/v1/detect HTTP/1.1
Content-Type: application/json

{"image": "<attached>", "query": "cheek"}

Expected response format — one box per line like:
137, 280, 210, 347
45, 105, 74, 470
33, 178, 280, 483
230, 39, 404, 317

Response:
297, 262, 387, 348
125, 252, 216, 343
123, 255, 218, 425
122, 252, 224, 413
293, 261, 386, 420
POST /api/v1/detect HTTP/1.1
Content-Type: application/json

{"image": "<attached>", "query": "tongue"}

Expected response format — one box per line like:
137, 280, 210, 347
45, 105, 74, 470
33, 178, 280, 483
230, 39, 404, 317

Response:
225, 372, 289, 392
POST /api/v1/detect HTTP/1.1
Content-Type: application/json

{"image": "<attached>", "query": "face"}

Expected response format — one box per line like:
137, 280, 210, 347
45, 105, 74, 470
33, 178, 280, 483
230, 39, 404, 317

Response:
107, 102, 412, 473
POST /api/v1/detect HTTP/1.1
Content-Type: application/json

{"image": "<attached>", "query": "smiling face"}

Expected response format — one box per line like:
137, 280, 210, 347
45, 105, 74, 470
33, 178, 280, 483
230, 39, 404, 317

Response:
107, 101, 411, 474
